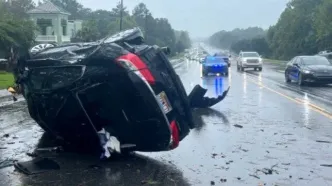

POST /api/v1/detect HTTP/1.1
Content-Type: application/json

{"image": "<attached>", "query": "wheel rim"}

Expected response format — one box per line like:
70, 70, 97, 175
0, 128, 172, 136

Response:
30, 43, 55, 53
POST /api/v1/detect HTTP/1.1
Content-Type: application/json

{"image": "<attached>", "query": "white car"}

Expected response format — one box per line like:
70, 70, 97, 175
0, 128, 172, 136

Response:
237, 51, 263, 71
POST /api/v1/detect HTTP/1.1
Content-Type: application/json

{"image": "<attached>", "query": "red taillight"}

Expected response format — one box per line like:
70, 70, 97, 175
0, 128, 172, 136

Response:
116, 53, 155, 84
170, 120, 180, 149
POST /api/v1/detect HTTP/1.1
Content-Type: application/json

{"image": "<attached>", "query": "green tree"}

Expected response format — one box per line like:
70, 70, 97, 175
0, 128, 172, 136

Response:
48, 0, 90, 20
0, 1, 36, 69
4, 0, 35, 18
48, 1, 191, 55
175, 30, 191, 53
314, 0, 332, 51
131, 3, 190, 55
73, 20, 100, 42
209, 27, 266, 49
230, 37, 270, 57
211, 0, 332, 60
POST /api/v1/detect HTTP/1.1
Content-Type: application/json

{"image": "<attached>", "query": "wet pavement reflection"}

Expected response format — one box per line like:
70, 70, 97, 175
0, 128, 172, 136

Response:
1, 47, 332, 185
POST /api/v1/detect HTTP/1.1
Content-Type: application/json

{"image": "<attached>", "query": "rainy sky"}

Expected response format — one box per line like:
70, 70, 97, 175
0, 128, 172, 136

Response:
38, 0, 290, 38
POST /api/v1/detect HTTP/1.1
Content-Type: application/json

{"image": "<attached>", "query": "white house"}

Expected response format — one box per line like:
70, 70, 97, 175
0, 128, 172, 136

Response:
27, 1, 82, 44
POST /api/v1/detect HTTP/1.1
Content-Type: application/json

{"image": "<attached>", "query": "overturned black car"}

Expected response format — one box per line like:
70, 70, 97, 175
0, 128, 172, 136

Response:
13, 27, 229, 158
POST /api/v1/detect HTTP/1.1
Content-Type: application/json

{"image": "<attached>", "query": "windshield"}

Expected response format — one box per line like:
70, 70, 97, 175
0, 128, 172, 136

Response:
242, 52, 259, 57
205, 57, 225, 63
302, 56, 331, 65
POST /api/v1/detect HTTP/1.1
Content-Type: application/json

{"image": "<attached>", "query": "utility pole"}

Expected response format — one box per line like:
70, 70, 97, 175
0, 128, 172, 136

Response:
119, 0, 123, 31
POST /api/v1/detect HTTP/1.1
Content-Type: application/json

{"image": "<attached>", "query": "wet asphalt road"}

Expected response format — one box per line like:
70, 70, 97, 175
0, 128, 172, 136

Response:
1, 48, 332, 186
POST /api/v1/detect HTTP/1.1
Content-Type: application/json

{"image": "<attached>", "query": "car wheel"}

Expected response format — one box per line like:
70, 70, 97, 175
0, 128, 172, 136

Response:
285, 72, 291, 83
258, 67, 262, 71
225, 72, 229, 76
298, 72, 304, 86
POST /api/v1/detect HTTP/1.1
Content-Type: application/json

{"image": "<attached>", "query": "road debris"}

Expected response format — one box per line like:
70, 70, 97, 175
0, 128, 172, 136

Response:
234, 124, 243, 128
220, 178, 227, 182
14, 158, 60, 175
316, 140, 332, 143
320, 164, 332, 167
256, 164, 279, 175
249, 174, 260, 179
239, 146, 249, 152
0, 159, 16, 169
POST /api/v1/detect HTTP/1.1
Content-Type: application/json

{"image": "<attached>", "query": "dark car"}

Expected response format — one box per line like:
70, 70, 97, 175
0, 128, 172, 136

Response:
12, 27, 228, 157
213, 52, 231, 67
201, 55, 229, 77
285, 55, 332, 85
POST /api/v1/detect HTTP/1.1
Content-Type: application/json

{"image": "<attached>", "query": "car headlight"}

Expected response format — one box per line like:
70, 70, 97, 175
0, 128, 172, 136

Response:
303, 70, 311, 74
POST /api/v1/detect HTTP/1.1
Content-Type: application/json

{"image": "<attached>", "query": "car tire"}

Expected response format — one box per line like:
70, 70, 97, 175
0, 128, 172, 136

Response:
285, 72, 291, 83
258, 67, 262, 71
298, 72, 304, 86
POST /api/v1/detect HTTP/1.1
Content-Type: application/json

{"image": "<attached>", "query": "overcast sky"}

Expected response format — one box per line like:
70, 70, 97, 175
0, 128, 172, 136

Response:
38, 0, 289, 38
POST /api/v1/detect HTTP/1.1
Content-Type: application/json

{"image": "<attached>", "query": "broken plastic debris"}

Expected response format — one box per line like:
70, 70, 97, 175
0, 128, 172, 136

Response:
98, 128, 121, 159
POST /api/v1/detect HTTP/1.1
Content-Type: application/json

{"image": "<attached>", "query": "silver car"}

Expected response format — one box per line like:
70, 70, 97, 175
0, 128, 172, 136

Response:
237, 51, 263, 71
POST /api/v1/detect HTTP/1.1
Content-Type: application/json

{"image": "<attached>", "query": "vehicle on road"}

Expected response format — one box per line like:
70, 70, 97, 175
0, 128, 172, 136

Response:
318, 50, 331, 55
285, 55, 332, 86
201, 55, 229, 77
236, 51, 263, 71
213, 52, 231, 67
12, 27, 229, 158
317, 52, 332, 63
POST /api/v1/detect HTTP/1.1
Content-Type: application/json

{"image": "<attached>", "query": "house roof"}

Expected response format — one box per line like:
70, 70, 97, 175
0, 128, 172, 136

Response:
27, 1, 71, 15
